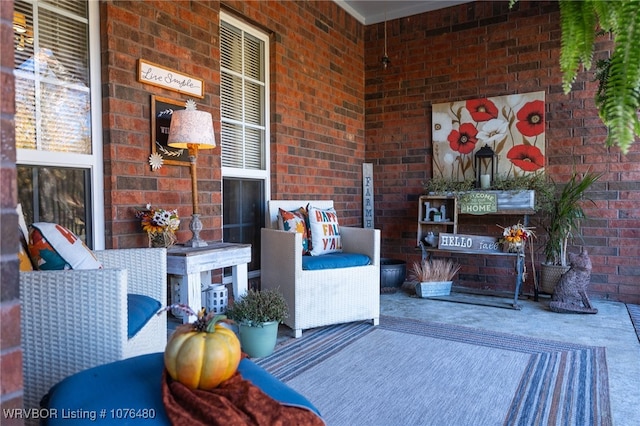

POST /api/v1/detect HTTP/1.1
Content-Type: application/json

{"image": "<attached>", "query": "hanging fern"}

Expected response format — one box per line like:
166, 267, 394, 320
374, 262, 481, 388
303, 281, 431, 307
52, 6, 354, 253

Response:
558, 0, 596, 93
511, 0, 640, 154
597, 1, 640, 154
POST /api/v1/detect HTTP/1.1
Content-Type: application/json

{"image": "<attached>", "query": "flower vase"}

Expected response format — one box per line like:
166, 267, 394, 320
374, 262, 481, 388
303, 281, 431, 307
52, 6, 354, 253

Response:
502, 241, 524, 254
148, 231, 177, 248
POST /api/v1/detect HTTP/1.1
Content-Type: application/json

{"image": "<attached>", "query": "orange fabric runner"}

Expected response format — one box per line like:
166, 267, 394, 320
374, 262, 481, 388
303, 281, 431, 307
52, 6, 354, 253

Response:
162, 369, 325, 426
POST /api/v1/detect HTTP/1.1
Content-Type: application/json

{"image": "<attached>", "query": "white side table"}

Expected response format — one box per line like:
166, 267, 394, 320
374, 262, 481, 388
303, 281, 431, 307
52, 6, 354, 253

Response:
166, 242, 251, 323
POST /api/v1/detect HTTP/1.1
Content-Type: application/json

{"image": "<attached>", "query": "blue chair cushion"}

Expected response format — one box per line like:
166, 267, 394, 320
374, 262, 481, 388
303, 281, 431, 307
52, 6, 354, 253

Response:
127, 294, 161, 339
43, 353, 322, 425
302, 252, 371, 270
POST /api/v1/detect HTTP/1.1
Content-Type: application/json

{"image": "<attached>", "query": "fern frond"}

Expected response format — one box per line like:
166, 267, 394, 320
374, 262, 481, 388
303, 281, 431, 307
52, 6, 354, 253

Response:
591, 0, 618, 33
599, 1, 640, 154
559, 0, 597, 93
594, 58, 610, 109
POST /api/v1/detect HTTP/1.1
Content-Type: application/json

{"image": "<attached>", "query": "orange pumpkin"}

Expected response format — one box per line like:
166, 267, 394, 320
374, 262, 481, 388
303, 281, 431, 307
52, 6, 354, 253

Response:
164, 315, 241, 390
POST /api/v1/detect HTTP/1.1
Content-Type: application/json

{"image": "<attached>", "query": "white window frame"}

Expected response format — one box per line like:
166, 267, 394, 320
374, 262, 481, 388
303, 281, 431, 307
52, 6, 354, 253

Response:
220, 12, 270, 281
15, 0, 104, 249
219, 12, 270, 194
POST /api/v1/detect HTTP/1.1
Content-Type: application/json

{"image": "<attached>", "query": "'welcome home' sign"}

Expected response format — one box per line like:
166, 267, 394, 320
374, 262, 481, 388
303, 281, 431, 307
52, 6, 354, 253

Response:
459, 192, 498, 215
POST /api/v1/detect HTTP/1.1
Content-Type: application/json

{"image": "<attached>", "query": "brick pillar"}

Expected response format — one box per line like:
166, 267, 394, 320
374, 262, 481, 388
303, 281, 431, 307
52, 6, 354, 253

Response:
1, 0, 24, 423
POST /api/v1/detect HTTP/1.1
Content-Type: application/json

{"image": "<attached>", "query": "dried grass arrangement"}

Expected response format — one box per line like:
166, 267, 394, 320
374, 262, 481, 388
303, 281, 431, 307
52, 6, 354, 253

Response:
410, 258, 461, 282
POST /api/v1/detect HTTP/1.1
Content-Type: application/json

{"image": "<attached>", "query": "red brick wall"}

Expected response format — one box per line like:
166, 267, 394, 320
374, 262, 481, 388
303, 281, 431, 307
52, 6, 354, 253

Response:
102, 0, 365, 248
223, 1, 366, 224
365, 1, 640, 303
101, 0, 222, 248
1, 0, 24, 421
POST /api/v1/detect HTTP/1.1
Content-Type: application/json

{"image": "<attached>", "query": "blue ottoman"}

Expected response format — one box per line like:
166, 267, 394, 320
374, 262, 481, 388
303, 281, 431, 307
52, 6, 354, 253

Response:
43, 353, 321, 425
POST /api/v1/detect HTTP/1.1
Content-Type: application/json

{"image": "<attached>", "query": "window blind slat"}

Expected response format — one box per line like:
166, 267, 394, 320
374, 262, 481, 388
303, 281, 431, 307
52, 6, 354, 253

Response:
41, 0, 87, 17
221, 73, 243, 121
221, 23, 242, 74
39, 8, 89, 84
244, 34, 263, 81
244, 81, 263, 125
221, 122, 244, 168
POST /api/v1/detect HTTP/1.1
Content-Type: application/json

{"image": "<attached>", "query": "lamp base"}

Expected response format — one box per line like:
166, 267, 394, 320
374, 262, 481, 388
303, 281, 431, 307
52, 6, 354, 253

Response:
184, 213, 208, 247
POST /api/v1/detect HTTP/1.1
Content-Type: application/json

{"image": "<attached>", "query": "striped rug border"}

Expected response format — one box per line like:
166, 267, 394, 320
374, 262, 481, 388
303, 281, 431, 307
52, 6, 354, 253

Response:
255, 316, 611, 426
626, 304, 640, 343
255, 320, 374, 381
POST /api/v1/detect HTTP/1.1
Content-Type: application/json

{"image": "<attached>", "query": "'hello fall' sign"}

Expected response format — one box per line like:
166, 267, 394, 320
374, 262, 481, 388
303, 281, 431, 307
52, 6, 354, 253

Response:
438, 233, 501, 253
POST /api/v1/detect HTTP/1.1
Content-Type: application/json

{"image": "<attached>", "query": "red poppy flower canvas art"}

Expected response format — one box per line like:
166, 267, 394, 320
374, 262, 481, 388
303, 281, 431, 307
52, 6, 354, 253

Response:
432, 91, 546, 181
516, 100, 545, 137
448, 123, 478, 154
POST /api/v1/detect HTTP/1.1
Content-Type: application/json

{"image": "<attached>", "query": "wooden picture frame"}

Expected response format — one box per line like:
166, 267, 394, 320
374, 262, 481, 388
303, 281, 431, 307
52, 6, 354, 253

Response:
151, 95, 190, 167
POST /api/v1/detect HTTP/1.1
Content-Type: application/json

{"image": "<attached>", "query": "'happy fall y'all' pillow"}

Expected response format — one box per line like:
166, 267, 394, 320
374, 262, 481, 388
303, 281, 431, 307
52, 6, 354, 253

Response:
307, 205, 342, 256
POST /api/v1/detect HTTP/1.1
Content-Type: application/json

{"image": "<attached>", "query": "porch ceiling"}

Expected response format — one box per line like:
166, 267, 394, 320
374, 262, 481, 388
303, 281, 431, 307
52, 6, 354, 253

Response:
335, 0, 474, 24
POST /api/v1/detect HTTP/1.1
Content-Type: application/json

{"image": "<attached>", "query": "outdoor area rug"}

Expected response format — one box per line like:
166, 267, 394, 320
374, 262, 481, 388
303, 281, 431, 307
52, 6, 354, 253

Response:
627, 304, 640, 343
255, 316, 611, 426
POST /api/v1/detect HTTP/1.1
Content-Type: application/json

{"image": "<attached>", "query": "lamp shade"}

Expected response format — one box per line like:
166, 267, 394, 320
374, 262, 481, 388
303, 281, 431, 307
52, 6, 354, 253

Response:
167, 109, 216, 149
13, 12, 27, 33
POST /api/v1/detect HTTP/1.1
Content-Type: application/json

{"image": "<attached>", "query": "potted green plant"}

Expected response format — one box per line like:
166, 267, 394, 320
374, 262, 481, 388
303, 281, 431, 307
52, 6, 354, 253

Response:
225, 288, 288, 358
409, 258, 461, 298
423, 177, 475, 195
539, 171, 601, 293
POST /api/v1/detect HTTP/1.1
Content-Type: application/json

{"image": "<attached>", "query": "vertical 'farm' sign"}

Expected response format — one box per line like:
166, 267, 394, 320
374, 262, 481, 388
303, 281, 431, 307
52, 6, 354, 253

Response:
363, 163, 374, 229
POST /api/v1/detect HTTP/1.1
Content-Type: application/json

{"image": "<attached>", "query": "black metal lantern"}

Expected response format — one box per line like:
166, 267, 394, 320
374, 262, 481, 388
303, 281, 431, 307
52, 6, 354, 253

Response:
475, 144, 496, 189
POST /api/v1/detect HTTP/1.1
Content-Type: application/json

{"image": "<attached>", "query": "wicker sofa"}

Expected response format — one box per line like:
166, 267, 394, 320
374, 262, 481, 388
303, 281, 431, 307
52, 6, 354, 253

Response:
19, 247, 167, 411
261, 200, 380, 338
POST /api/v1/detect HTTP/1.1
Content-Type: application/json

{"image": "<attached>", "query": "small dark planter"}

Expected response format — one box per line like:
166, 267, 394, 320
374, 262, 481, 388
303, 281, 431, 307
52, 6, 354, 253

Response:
380, 258, 406, 289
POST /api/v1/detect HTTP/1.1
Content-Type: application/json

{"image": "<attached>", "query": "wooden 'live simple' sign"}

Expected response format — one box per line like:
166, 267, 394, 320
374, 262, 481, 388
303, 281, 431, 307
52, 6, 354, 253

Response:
438, 233, 501, 253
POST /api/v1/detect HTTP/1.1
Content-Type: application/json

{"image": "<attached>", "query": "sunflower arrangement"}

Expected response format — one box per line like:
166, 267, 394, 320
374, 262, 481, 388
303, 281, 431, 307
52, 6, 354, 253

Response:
498, 222, 535, 253
135, 204, 180, 247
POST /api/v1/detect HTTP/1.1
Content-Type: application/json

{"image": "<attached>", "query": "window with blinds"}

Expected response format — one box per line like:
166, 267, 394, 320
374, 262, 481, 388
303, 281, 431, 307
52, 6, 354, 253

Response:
14, 0, 102, 248
14, 0, 91, 154
220, 13, 270, 277
220, 19, 267, 170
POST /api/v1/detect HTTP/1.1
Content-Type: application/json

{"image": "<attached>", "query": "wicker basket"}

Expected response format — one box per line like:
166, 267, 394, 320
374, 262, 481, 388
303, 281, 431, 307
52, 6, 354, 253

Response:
148, 231, 177, 248
415, 280, 452, 298
540, 264, 570, 294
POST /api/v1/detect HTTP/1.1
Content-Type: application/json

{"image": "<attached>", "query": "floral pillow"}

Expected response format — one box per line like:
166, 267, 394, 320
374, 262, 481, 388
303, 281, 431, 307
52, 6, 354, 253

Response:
278, 207, 310, 254
307, 205, 342, 256
17, 204, 34, 271
18, 234, 34, 271
28, 223, 103, 270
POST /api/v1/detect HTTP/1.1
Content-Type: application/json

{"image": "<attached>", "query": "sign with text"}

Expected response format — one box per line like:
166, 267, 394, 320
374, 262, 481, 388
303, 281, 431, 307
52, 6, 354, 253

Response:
438, 233, 501, 253
459, 192, 497, 215
151, 95, 190, 166
362, 163, 374, 229
138, 59, 204, 98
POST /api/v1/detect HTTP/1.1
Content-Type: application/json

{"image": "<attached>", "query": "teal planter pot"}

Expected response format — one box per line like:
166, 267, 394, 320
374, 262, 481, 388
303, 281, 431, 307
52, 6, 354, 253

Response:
238, 321, 279, 358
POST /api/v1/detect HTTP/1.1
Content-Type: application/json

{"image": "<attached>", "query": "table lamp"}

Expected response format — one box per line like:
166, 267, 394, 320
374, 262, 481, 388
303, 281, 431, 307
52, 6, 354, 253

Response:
168, 100, 216, 247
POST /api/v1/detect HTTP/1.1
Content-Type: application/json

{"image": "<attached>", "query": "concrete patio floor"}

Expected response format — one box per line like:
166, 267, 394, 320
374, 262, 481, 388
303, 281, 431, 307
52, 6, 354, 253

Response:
169, 290, 640, 425
377, 290, 640, 426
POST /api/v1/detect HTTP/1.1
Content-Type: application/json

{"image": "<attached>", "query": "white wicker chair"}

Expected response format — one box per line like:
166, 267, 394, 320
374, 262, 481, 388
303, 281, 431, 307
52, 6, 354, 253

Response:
19, 247, 167, 411
261, 200, 380, 338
